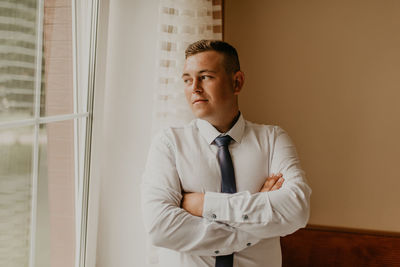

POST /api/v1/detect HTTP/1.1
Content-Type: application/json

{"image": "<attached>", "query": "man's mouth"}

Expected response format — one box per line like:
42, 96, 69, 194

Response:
192, 99, 208, 104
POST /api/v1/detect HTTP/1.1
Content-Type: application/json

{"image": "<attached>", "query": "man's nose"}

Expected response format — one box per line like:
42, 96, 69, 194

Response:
191, 78, 203, 93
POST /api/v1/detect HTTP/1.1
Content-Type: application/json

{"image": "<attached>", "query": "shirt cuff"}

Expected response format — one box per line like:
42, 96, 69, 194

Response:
212, 234, 259, 256
202, 191, 230, 222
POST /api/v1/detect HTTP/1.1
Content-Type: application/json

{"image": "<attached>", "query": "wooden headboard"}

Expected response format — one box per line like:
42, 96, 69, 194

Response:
281, 225, 400, 267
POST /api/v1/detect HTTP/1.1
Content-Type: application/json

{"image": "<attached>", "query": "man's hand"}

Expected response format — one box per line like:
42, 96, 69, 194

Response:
260, 173, 285, 192
181, 192, 204, 217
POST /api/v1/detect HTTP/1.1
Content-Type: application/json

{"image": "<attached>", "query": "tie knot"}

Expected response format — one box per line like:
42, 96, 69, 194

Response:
214, 135, 232, 147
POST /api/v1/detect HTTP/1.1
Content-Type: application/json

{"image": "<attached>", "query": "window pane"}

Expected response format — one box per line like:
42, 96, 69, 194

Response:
35, 120, 75, 267
0, 1, 39, 122
0, 126, 34, 267
42, 1, 74, 117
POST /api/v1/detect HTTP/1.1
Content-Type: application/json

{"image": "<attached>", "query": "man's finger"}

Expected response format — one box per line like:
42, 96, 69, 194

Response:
261, 173, 282, 191
263, 177, 278, 190
271, 177, 284, 191
260, 173, 284, 192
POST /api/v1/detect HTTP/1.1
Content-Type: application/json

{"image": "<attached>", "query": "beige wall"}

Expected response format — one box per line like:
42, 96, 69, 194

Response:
225, 1, 400, 232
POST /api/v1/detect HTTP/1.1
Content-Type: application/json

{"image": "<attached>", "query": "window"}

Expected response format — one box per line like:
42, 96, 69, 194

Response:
0, 1, 98, 267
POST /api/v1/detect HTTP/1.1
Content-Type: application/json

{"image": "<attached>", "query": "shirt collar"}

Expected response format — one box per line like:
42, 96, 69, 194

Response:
196, 112, 245, 145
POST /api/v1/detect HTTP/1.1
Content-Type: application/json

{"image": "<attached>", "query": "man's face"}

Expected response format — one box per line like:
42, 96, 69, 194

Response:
182, 51, 239, 122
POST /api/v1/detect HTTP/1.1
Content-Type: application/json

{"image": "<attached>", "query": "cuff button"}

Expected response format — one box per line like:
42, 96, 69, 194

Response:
212, 214, 217, 219
214, 250, 219, 254
242, 214, 249, 220
247, 243, 251, 247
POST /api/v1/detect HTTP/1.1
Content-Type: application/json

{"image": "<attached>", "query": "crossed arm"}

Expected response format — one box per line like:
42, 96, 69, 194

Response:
181, 173, 285, 217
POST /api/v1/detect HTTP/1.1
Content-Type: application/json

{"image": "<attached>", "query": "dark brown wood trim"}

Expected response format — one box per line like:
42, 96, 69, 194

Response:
281, 225, 400, 266
306, 224, 400, 238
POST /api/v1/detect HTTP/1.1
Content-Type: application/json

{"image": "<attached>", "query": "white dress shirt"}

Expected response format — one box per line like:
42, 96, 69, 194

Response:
141, 113, 311, 267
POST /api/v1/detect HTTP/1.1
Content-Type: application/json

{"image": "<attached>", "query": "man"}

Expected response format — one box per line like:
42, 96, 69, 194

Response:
141, 40, 311, 267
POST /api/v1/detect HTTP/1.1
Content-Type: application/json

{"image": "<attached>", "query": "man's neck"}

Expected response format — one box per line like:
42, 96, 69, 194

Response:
212, 111, 241, 133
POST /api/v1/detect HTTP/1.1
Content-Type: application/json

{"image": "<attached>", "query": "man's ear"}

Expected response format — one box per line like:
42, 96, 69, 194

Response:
233, 71, 245, 95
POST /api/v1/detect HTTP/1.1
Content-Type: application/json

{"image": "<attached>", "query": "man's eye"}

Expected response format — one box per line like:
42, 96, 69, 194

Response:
183, 79, 192, 84
201, 75, 211, 80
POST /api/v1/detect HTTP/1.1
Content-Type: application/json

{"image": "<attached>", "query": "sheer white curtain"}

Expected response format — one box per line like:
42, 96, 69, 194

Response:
147, 0, 223, 264
151, 0, 223, 135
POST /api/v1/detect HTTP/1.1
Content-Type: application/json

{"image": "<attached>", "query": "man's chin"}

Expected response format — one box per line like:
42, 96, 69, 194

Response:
192, 109, 210, 120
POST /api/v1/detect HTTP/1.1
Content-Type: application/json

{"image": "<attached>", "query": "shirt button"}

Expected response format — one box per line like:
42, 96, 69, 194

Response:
247, 243, 251, 247
242, 214, 249, 220
212, 214, 217, 219
214, 250, 219, 254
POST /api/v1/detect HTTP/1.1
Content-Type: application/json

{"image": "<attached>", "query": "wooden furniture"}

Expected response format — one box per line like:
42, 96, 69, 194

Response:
281, 225, 400, 267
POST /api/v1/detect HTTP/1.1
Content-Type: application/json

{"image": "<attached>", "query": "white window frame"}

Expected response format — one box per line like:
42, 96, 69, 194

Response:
0, 0, 99, 266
